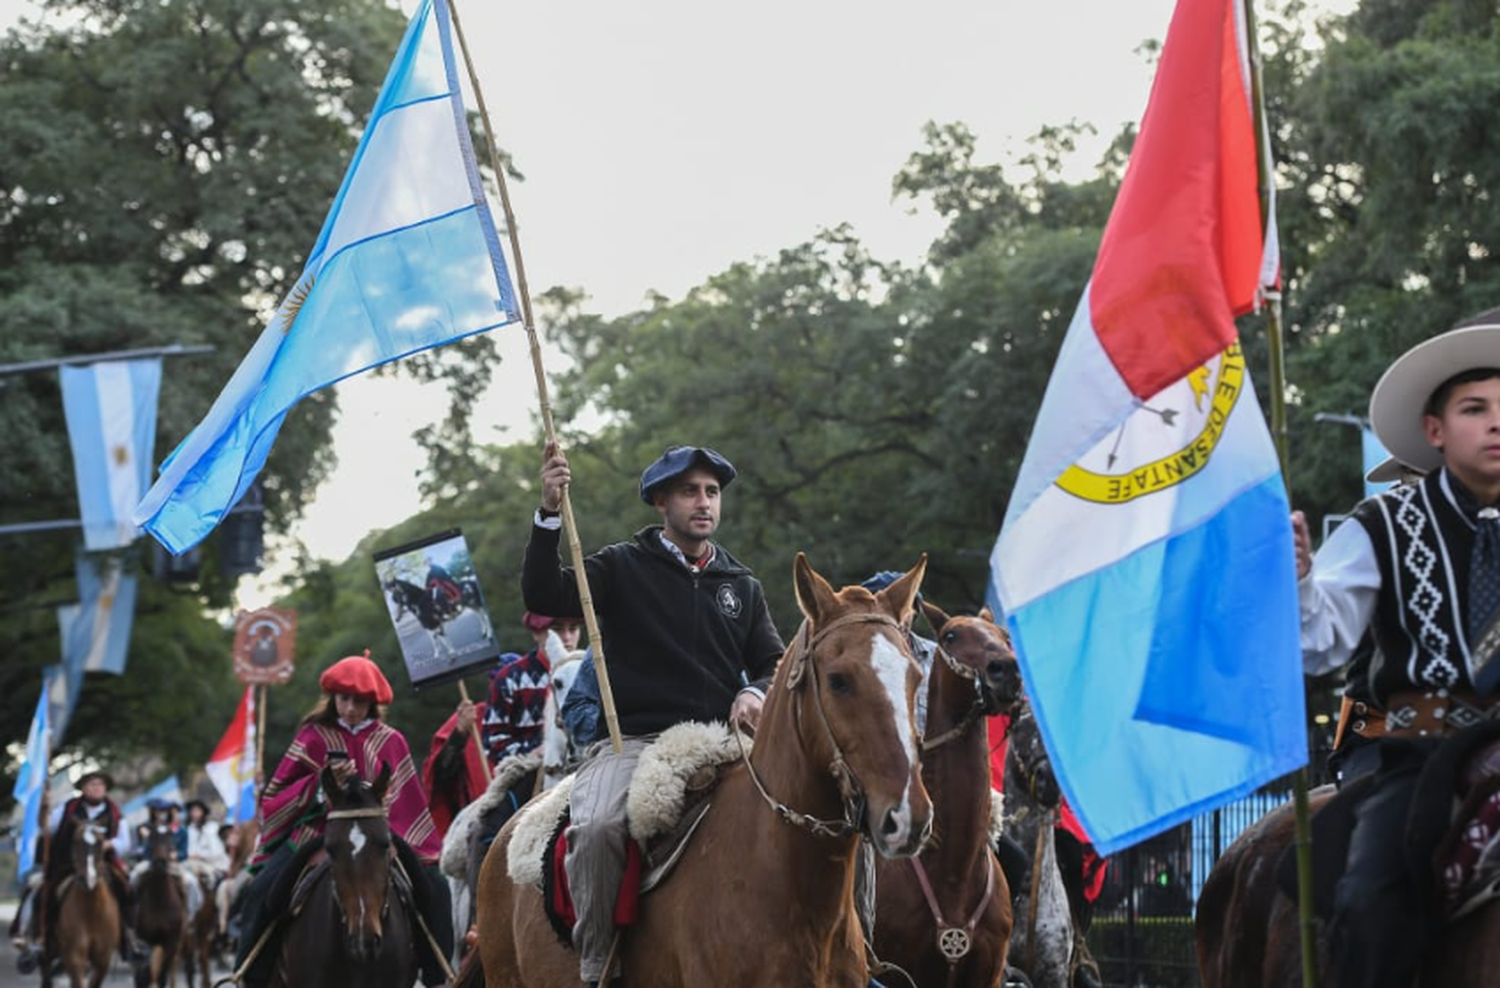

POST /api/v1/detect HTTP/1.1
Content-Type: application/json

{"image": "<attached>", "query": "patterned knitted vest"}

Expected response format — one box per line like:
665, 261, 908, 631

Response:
1352, 469, 1478, 705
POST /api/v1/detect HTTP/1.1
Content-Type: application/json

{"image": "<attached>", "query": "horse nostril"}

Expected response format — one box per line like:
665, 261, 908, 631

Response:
881, 808, 901, 837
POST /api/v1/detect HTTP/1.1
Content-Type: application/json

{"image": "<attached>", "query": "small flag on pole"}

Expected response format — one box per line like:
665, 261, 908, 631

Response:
60, 359, 163, 551
122, 775, 184, 824
989, 0, 1305, 855
58, 555, 137, 677
13, 689, 51, 876
43, 664, 78, 746
205, 687, 259, 823
134, 0, 520, 554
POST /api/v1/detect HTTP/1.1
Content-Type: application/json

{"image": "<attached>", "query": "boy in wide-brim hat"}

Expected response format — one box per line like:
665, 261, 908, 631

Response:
1292, 310, 1500, 988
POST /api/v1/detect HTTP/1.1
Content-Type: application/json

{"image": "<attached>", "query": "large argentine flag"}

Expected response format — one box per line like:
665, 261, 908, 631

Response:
205, 688, 259, 823
135, 0, 520, 554
60, 359, 162, 551
989, 0, 1305, 855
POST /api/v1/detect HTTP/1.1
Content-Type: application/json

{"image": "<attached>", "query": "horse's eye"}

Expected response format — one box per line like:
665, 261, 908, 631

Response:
943, 631, 958, 645
827, 673, 853, 695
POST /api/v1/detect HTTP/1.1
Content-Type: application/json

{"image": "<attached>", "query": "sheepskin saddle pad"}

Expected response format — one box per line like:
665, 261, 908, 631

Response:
507, 720, 746, 890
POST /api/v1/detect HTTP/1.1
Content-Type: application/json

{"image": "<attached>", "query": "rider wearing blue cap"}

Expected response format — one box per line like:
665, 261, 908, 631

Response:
523, 441, 784, 987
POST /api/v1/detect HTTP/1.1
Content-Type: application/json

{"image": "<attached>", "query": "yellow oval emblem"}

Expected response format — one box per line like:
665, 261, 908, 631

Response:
1055, 342, 1246, 504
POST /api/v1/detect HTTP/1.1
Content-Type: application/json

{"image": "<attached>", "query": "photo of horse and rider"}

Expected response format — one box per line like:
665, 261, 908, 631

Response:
375, 531, 501, 689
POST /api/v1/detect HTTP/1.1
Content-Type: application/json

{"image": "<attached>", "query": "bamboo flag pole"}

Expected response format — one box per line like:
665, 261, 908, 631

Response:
446, 0, 622, 754
457, 679, 492, 781
256, 684, 268, 805
1242, 2, 1319, 986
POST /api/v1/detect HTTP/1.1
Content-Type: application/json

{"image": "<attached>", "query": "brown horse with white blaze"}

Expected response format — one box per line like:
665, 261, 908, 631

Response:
47, 814, 120, 988
873, 602, 1021, 988
474, 553, 934, 987
267, 764, 419, 988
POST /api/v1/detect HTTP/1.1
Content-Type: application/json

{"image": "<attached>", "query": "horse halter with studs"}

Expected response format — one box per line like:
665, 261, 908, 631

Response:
744, 609, 920, 840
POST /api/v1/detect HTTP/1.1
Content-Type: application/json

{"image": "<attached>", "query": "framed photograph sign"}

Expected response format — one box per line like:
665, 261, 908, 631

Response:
372, 529, 500, 690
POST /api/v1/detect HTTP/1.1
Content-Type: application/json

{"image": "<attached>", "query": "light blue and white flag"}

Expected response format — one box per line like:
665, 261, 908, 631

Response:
60, 359, 163, 551
988, 0, 1304, 855
59, 555, 137, 676
1362, 425, 1395, 499
13, 688, 51, 876
134, 0, 520, 554
123, 774, 184, 825
43, 663, 79, 747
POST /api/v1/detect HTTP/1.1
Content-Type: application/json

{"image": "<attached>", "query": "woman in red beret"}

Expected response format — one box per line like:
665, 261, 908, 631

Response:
235, 651, 450, 986
248, 651, 440, 870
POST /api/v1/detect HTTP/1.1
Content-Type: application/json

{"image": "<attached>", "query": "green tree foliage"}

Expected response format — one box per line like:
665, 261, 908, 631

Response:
1276, 0, 1500, 522
0, 0, 499, 791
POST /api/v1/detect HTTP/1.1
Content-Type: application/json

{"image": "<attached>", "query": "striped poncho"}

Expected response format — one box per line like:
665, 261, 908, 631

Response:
250, 718, 441, 870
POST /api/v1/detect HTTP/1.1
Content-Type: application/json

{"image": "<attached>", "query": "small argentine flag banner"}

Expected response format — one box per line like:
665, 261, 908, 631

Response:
60, 359, 163, 551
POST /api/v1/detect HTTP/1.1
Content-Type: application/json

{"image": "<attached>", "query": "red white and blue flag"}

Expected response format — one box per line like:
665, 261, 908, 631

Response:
989, 0, 1304, 855
205, 687, 258, 823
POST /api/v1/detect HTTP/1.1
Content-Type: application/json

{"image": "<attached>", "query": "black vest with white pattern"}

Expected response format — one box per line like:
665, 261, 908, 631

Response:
1352, 469, 1479, 705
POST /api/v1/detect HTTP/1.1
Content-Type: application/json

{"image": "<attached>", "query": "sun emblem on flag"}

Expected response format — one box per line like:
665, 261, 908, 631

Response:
1056, 342, 1247, 505
278, 273, 315, 333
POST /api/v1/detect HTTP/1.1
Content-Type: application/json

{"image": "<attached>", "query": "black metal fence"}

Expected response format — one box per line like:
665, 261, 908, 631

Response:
1084, 787, 1299, 987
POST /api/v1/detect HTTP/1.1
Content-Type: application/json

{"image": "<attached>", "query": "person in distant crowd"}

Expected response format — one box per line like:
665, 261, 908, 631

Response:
481, 611, 584, 772
233, 651, 451, 987
11, 770, 141, 969
183, 799, 229, 883
422, 691, 492, 840
525, 442, 784, 987
132, 797, 206, 924
215, 823, 255, 947
1293, 311, 1500, 988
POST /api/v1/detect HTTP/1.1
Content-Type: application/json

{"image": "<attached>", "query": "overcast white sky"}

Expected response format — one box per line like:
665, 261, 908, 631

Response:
2, 0, 1353, 587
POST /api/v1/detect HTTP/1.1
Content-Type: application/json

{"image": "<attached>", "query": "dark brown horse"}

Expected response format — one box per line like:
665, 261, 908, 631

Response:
133, 811, 188, 988
872, 602, 1021, 988
46, 813, 120, 988
1196, 781, 1500, 986
475, 554, 934, 987
267, 764, 418, 988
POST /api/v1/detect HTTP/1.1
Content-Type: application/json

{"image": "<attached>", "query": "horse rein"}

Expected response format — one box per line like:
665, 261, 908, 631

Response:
740, 610, 919, 840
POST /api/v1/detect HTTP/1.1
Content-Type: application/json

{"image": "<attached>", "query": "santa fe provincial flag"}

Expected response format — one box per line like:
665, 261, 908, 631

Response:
989, 0, 1305, 855
134, 0, 520, 554
205, 687, 258, 823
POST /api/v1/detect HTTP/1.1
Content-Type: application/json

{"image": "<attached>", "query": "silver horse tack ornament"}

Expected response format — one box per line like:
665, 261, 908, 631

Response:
938, 926, 972, 960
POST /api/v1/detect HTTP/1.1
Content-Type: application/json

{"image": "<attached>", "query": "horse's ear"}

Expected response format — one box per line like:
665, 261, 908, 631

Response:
793, 553, 839, 624
978, 606, 996, 624
919, 598, 950, 632
371, 762, 393, 803
320, 766, 341, 804
542, 630, 566, 668
879, 555, 927, 625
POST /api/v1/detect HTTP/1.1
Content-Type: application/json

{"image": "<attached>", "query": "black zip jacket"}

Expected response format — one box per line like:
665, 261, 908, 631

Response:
523, 524, 784, 736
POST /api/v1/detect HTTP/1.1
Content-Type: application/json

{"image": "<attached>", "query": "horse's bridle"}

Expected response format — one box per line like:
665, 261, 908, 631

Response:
919, 624, 994, 754
739, 610, 921, 840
